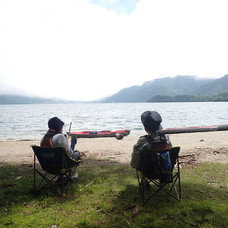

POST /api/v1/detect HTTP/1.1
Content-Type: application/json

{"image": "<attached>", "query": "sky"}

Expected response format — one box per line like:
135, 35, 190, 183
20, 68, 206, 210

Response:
0, 0, 228, 101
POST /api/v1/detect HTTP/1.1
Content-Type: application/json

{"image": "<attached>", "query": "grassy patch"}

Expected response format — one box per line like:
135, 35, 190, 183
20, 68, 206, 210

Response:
0, 161, 227, 227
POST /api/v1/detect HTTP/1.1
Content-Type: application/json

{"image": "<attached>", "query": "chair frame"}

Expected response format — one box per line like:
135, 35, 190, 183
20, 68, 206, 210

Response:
136, 147, 181, 203
32, 145, 80, 195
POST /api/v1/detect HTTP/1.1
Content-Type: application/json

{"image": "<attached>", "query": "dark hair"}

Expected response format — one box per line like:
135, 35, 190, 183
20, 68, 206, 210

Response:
48, 117, 64, 131
141, 111, 162, 131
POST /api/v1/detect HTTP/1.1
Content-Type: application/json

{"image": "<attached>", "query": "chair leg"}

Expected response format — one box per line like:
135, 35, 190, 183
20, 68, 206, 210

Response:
137, 171, 156, 204
136, 171, 181, 203
34, 169, 65, 195
33, 165, 78, 196
177, 159, 181, 200
162, 173, 181, 200
136, 170, 145, 202
33, 155, 37, 193
143, 180, 167, 203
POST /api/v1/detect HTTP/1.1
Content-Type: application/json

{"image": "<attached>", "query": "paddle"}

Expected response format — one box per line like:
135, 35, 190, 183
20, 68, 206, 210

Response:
67, 122, 72, 139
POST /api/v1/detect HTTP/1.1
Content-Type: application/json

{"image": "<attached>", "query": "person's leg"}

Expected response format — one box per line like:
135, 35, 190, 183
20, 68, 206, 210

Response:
70, 151, 81, 179
71, 167, 79, 179
71, 150, 81, 160
70, 136, 77, 151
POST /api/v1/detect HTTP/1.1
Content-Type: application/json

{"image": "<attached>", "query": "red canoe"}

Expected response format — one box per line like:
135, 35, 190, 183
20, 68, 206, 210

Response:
69, 130, 130, 139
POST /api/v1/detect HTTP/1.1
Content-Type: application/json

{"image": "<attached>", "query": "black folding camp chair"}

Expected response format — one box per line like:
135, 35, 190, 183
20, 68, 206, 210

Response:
136, 146, 181, 203
31, 145, 80, 195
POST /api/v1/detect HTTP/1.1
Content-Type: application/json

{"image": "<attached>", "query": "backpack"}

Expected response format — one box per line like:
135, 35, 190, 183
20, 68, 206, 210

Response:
139, 134, 173, 183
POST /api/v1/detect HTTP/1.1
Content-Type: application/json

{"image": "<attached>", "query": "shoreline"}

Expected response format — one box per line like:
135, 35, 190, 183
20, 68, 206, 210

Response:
0, 131, 228, 165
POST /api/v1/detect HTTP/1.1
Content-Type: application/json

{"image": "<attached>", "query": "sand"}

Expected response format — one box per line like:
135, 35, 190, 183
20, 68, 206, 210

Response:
0, 131, 228, 166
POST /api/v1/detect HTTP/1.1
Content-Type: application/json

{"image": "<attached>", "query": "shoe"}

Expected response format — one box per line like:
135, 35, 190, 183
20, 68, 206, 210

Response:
72, 177, 79, 182
141, 179, 150, 189
55, 176, 68, 185
71, 173, 79, 181
71, 169, 78, 179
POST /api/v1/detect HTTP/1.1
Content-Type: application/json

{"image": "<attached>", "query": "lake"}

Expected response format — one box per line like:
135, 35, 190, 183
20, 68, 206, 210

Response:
0, 102, 228, 140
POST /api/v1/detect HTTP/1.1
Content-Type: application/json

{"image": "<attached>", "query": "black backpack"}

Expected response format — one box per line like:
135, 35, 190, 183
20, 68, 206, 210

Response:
139, 135, 173, 183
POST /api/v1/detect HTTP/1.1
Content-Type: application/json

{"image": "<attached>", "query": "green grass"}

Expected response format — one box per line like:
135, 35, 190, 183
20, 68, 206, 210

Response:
0, 161, 227, 227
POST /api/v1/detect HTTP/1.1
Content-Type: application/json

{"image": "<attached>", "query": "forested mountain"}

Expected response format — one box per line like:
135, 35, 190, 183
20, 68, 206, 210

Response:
0, 95, 80, 104
1, 75, 228, 104
194, 74, 228, 96
100, 75, 228, 102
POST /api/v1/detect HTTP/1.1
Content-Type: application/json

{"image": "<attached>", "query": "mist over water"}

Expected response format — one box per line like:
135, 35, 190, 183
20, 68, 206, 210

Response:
0, 102, 228, 141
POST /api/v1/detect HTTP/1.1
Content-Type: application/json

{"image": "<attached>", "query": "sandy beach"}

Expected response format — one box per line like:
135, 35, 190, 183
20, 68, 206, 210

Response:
0, 131, 228, 166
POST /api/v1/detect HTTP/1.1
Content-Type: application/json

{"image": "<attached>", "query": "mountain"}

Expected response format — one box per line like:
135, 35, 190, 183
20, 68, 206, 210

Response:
193, 74, 228, 96
101, 75, 213, 102
0, 95, 81, 104
1, 75, 228, 104
148, 92, 228, 102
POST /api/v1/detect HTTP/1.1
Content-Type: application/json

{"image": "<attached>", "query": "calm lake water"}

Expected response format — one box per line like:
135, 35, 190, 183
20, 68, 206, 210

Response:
0, 102, 228, 141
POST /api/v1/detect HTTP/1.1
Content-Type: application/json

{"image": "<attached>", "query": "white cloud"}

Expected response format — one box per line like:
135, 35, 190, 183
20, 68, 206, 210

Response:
0, 0, 228, 100
88, 0, 140, 14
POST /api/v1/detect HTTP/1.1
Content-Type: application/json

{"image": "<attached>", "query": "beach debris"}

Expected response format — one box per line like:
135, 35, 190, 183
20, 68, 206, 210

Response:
132, 205, 141, 216
17, 139, 35, 141
180, 154, 196, 158
125, 219, 131, 226
14, 176, 23, 180
197, 188, 205, 194
124, 204, 141, 217
85, 180, 95, 188
100, 210, 112, 215
97, 152, 102, 158
51, 225, 59, 228
81, 151, 87, 158
115, 151, 126, 156
213, 150, 220, 154
179, 153, 197, 167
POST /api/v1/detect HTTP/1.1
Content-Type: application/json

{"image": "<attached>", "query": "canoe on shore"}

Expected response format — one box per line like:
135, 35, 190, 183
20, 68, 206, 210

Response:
159, 124, 228, 134
69, 130, 130, 139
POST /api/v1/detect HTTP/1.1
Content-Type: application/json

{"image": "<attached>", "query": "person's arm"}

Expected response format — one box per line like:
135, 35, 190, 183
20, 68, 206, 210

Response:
165, 134, 173, 148
130, 137, 146, 169
70, 135, 77, 151
52, 134, 74, 156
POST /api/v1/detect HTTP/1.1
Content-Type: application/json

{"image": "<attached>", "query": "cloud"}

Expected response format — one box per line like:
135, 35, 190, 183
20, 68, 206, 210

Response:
88, 0, 141, 14
0, 0, 228, 100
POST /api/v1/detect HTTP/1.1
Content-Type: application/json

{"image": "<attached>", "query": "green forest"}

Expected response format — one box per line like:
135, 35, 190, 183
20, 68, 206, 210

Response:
148, 92, 228, 102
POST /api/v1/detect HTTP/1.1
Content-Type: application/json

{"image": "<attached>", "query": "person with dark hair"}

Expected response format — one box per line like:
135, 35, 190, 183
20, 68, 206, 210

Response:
41, 117, 85, 179
131, 111, 172, 169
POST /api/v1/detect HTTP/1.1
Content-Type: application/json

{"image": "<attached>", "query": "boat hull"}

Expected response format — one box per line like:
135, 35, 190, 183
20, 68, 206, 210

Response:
159, 124, 228, 134
69, 130, 130, 139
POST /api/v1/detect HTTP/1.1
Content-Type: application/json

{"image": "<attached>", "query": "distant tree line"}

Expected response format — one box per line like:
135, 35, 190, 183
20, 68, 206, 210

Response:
148, 92, 228, 102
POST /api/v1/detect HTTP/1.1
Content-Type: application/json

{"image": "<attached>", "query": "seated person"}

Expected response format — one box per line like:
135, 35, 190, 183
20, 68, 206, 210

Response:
41, 116, 84, 179
131, 111, 172, 170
